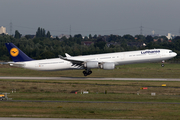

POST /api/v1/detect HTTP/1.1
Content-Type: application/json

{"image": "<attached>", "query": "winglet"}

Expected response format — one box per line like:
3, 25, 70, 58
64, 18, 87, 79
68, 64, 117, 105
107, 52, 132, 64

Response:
5, 43, 34, 62
65, 53, 71, 58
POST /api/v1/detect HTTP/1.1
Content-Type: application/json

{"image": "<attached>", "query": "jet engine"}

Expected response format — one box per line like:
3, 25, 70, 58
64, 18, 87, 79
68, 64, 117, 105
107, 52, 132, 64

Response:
84, 61, 99, 69
100, 62, 115, 70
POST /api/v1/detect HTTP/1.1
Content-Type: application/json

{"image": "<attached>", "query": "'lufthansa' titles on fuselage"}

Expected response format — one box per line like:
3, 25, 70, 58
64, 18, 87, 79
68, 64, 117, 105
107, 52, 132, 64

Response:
141, 50, 160, 54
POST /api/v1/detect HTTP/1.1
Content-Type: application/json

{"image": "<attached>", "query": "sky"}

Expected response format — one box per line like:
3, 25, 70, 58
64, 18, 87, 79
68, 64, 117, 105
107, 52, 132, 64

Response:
0, 0, 180, 36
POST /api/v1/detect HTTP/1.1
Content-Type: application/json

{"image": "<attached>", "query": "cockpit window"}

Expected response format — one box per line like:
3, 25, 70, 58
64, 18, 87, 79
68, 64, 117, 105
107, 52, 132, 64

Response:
169, 51, 172, 53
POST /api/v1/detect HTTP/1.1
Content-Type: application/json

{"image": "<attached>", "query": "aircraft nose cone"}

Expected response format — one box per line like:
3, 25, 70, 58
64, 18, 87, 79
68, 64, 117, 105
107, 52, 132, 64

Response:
174, 52, 177, 57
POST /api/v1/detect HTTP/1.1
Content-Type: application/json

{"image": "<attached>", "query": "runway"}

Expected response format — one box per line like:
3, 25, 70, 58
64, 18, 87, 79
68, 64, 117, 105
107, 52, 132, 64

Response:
0, 76, 180, 81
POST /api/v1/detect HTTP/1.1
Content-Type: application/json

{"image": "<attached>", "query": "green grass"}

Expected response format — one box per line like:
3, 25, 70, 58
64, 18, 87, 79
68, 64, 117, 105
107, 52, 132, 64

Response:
0, 63, 180, 78
1, 79, 180, 119
1, 80, 180, 102
1, 102, 180, 119
1, 63, 180, 119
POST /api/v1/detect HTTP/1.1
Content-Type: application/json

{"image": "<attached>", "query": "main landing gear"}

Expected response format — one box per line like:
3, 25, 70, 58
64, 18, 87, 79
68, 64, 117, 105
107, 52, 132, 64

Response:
161, 60, 165, 67
83, 69, 92, 76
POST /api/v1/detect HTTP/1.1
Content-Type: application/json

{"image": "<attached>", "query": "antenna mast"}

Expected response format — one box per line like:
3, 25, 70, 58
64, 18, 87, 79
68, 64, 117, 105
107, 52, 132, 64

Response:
140, 25, 143, 35
70, 25, 71, 36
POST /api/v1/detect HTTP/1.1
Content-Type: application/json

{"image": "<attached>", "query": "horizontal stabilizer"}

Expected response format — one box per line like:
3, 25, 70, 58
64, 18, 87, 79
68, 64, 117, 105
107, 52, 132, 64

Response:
10, 62, 25, 67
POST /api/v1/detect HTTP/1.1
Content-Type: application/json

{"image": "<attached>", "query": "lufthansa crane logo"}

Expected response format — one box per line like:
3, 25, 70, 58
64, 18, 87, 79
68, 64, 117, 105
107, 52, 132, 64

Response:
10, 48, 19, 57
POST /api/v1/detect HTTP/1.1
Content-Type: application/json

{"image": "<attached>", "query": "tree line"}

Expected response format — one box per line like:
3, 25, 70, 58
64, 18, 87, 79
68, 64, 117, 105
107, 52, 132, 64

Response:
0, 27, 179, 61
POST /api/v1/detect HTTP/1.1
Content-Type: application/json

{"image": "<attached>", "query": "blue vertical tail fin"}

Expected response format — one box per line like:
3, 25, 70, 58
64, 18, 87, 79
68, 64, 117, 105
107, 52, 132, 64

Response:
5, 43, 34, 62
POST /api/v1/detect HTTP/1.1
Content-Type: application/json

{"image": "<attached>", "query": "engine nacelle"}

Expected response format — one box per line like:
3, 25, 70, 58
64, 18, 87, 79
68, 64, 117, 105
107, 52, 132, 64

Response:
84, 61, 99, 69
100, 62, 115, 70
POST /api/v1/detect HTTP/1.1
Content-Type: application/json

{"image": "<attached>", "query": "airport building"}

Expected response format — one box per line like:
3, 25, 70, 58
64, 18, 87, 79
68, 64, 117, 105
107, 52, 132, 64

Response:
0, 26, 8, 34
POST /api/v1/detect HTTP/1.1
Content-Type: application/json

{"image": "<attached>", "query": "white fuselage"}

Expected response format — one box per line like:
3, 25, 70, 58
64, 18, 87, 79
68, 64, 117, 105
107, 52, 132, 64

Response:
12, 49, 177, 71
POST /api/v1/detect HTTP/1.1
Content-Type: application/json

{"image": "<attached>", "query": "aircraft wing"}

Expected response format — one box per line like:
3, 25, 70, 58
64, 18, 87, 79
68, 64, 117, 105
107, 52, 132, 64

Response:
59, 54, 101, 69
58, 55, 84, 66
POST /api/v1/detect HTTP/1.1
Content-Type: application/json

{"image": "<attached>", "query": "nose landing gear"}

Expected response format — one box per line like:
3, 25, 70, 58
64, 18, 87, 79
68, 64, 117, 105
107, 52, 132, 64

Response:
161, 60, 165, 67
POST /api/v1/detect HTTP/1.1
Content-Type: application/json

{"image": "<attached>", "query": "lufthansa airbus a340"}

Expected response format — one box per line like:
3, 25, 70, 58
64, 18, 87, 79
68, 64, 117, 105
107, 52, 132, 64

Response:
5, 43, 177, 76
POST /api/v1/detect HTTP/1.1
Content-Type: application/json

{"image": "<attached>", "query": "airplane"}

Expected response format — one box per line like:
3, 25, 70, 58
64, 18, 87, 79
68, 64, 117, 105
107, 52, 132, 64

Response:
5, 43, 177, 76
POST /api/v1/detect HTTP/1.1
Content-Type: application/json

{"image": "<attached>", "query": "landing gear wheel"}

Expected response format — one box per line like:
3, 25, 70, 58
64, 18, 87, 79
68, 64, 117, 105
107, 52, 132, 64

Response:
88, 70, 92, 75
83, 71, 88, 76
83, 70, 92, 76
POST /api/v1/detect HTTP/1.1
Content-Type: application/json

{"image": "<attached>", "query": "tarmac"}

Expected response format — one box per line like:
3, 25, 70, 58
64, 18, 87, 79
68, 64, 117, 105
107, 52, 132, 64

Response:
0, 77, 180, 81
